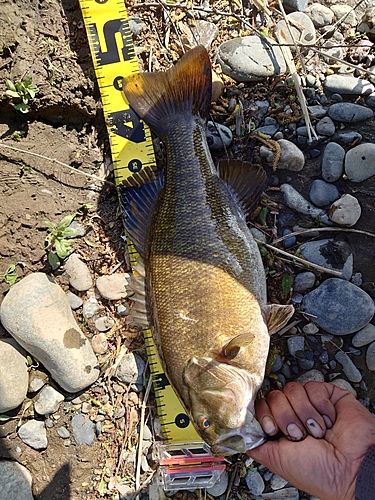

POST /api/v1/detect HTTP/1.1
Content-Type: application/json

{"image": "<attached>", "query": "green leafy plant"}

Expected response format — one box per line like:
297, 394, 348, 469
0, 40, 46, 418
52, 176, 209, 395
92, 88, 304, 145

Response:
0, 264, 18, 285
45, 213, 79, 267
282, 272, 292, 296
11, 130, 26, 141
5, 73, 39, 113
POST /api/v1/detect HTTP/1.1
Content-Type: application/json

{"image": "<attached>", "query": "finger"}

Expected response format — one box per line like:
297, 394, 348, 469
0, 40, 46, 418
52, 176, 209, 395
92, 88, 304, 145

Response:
283, 382, 326, 438
304, 382, 337, 428
265, 389, 307, 441
255, 398, 279, 436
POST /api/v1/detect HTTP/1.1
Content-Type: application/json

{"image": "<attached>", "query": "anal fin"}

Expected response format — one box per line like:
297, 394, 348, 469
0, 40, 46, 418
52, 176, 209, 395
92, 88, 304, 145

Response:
218, 161, 266, 217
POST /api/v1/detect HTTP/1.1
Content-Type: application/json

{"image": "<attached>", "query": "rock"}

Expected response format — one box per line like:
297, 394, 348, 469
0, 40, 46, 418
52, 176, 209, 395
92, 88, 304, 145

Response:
18, 420, 47, 450
330, 4, 357, 27
57, 426, 70, 439
328, 103, 373, 122
212, 71, 224, 102
308, 105, 327, 119
321, 39, 343, 64
66, 290, 83, 310
96, 273, 130, 300
282, 0, 308, 13
206, 121, 233, 150
309, 179, 339, 207
207, 471, 228, 496
287, 336, 305, 358
0, 273, 99, 392
271, 355, 283, 372
270, 473, 289, 490
335, 351, 362, 382
353, 324, 375, 347
245, 469, 265, 495
333, 131, 362, 146
299, 239, 353, 280
0, 461, 33, 500
253, 124, 279, 137
315, 116, 335, 136
330, 378, 357, 396
115, 352, 146, 392
128, 16, 146, 36
302, 278, 375, 335
294, 272, 316, 292
82, 297, 100, 319
324, 75, 374, 95
217, 36, 286, 82
34, 386, 64, 415
297, 369, 325, 384
280, 184, 330, 224
117, 303, 130, 316
63, 253, 92, 292
366, 342, 375, 371
95, 316, 114, 332
252, 488, 299, 499
303, 323, 319, 334
71, 413, 96, 445
275, 12, 315, 47
305, 3, 334, 27
321, 142, 345, 182
358, 7, 375, 39
282, 229, 296, 249
260, 139, 305, 171
0, 339, 28, 412
329, 194, 361, 226
251, 227, 267, 243
91, 333, 108, 354
28, 374, 45, 393
345, 143, 375, 182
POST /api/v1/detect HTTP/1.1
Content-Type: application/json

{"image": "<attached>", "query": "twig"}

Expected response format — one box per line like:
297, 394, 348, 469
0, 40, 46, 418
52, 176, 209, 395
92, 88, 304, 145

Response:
0, 142, 116, 187
135, 376, 153, 497
254, 238, 343, 276
272, 226, 375, 245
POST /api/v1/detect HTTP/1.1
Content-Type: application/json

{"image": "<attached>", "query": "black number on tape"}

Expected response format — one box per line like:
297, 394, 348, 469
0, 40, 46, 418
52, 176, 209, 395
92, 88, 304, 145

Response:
113, 76, 124, 91
154, 374, 170, 390
128, 159, 142, 172
89, 19, 134, 66
108, 110, 146, 143
94, 0, 108, 4
175, 413, 190, 428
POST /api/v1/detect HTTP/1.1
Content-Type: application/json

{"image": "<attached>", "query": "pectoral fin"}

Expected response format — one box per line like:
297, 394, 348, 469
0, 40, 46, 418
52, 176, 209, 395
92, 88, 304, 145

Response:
262, 304, 294, 335
223, 333, 255, 360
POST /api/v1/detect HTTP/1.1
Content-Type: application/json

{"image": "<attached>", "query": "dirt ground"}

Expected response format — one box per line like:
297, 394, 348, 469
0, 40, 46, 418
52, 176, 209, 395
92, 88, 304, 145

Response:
1, 0, 375, 499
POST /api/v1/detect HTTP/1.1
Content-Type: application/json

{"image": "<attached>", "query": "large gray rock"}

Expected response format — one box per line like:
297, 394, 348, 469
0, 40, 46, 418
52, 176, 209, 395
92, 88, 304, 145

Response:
345, 143, 375, 182
328, 103, 373, 122
217, 36, 286, 82
299, 239, 353, 280
63, 253, 93, 292
303, 278, 374, 335
0, 461, 33, 500
324, 75, 374, 95
0, 339, 28, 412
0, 273, 99, 392
18, 419, 47, 450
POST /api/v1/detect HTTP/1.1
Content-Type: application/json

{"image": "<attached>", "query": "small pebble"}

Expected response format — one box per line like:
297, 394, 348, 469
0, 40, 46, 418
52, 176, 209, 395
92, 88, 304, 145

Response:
282, 229, 296, 248
315, 116, 335, 136
63, 253, 92, 292
309, 179, 339, 207
57, 427, 70, 439
328, 102, 374, 122
95, 316, 115, 332
297, 369, 325, 384
280, 184, 330, 224
270, 474, 289, 490
206, 121, 233, 150
82, 297, 100, 319
115, 352, 146, 392
330, 378, 357, 396
245, 469, 265, 495
303, 323, 319, 334
34, 386, 64, 415
321, 142, 345, 182
117, 303, 130, 316
294, 272, 316, 292
366, 342, 375, 371
324, 75, 374, 95
329, 194, 361, 226
71, 413, 96, 445
91, 333, 108, 354
206, 471, 229, 496
345, 143, 375, 182
18, 420, 48, 450
287, 336, 305, 358
335, 351, 362, 382
260, 139, 305, 171
66, 290, 83, 310
353, 324, 375, 347
96, 274, 130, 300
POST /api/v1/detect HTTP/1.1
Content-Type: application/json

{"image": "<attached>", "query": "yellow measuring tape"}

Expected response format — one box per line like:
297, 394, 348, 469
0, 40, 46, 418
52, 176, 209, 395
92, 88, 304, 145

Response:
79, 0, 201, 445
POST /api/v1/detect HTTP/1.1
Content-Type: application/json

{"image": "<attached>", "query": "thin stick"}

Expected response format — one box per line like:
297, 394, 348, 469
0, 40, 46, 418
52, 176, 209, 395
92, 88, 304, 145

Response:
135, 376, 153, 496
272, 226, 375, 245
254, 238, 343, 276
0, 142, 116, 187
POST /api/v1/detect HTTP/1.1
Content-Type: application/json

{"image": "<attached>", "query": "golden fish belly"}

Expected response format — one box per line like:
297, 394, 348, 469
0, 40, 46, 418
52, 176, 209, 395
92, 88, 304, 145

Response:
148, 254, 269, 407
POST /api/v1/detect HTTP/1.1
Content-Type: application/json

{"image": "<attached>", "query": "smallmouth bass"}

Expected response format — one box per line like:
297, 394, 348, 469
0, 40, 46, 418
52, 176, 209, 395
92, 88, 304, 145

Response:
121, 46, 294, 455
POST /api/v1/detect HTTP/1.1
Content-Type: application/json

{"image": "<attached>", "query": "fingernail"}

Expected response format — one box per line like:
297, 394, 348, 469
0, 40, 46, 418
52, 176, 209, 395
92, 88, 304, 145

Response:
261, 416, 277, 435
306, 418, 324, 438
287, 423, 303, 440
322, 414, 333, 429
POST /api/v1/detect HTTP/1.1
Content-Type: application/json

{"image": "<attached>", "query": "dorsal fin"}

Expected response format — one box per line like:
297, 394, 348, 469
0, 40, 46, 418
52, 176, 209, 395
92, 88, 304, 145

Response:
120, 166, 164, 258
218, 161, 266, 217
122, 45, 212, 136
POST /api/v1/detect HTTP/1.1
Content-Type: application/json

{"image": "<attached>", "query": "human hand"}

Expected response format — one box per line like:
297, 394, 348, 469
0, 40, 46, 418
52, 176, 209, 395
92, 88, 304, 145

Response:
247, 381, 375, 500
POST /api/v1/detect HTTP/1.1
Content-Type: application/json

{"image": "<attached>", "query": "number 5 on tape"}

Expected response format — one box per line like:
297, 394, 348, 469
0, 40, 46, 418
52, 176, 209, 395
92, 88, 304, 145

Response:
79, 0, 156, 184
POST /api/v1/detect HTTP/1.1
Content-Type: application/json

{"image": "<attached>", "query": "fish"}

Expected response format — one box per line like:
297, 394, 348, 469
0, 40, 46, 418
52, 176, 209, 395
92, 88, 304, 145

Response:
120, 46, 294, 456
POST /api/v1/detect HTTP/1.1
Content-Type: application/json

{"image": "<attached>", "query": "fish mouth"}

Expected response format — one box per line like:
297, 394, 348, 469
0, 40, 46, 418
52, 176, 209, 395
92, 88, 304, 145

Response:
211, 431, 265, 456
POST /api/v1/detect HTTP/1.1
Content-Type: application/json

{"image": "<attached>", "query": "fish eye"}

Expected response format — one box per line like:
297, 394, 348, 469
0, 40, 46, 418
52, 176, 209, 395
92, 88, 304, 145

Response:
199, 417, 210, 429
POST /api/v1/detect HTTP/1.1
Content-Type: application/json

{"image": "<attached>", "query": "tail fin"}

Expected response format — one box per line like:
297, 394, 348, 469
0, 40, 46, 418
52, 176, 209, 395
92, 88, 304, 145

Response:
122, 46, 212, 136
